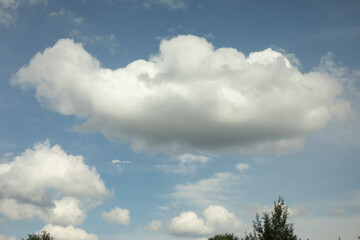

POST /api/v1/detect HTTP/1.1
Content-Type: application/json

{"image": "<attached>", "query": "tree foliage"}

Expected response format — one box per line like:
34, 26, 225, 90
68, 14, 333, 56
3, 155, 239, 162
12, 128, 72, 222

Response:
242, 197, 297, 240
209, 233, 239, 240
22, 231, 54, 240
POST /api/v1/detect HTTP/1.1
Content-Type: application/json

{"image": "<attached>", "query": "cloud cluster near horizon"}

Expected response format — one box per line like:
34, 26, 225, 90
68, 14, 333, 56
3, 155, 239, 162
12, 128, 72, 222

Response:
168, 205, 247, 238
11, 35, 350, 155
0, 140, 110, 239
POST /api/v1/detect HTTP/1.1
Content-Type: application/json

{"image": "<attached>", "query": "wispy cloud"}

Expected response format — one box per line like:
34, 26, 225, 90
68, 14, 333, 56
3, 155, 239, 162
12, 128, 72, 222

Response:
0, 0, 46, 27
170, 172, 240, 207
47, 8, 84, 25
157, 153, 211, 175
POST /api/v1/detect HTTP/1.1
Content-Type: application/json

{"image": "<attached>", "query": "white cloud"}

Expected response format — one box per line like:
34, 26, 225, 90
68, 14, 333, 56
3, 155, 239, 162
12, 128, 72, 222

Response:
158, 153, 210, 175
169, 205, 247, 238
171, 172, 239, 207
288, 205, 307, 217
102, 207, 130, 226
48, 8, 67, 17
0, 234, 16, 240
157, 0, 185, 9
11, 35, 350, 155
0, 140, 110, 225
44, 197, 87, 226
316, 52, 360, 99
111, 159, 132, 172
41, 224, 98, 240
72, 17, 83, 24
236, 163, 249, 172
169, 211, 211, 237
112, 159, 131, 164
0, 198, 43, 220
203, 205, 246, 235
139, 0, 185, 9
146, 220, 162, 231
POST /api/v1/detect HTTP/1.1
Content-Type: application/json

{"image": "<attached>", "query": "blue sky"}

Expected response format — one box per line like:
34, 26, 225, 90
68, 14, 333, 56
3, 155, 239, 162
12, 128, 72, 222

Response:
0, 0, 359, 239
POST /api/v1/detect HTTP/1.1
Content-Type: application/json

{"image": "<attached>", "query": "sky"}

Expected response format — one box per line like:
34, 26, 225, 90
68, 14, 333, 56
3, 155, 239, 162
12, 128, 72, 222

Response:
0, 0, 359, 239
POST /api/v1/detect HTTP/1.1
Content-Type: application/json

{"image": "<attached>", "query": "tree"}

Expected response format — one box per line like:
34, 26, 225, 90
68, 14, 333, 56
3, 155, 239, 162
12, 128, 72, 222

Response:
242, 197, 297, 240
22, 231, 54, 240
209, 233, 239, 240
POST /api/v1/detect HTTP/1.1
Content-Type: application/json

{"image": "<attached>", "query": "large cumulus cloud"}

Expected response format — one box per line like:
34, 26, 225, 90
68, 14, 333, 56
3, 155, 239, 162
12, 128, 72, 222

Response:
11, 35, 350, 154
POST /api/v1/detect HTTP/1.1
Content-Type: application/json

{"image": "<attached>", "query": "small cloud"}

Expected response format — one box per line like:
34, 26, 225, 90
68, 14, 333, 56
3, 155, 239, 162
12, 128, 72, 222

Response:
2, 152, 13, 157
47, 8, 84, 25
288, 205, 307, 217
72, 17, 83, 24
48, 8, 67, 17
158, 206, 170, 211
141, 0, 186, 10
101, 207, 130, 226
112, 159, 132, 164
146, 220, 162, 231
236, 163, 250, 172
157, 153, 211, 175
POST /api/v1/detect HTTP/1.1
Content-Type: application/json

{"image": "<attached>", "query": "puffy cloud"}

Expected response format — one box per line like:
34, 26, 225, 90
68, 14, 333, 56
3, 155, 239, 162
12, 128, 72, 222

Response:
101, 207, 131, 226
157, 153, 210, 175
0, 198, 42, 220
43, 197, 87, 226
203, 205, 246, 235
169, 211, 211, 237
146, 220, 162, 231
11, 35, 350, 155
41, 224, 98, 240
236, 163, 249, 172
169, 205, 246, 238
0, 140, 110, 225
171, 172, 239, 207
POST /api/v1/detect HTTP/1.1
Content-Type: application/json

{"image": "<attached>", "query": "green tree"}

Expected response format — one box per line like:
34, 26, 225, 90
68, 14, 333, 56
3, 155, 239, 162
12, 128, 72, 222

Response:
209, 233, 239, 240
22, 231, 54, 240
242, 197, 297, 240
